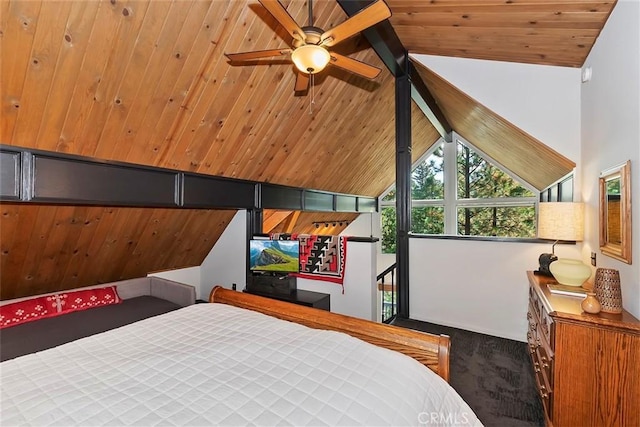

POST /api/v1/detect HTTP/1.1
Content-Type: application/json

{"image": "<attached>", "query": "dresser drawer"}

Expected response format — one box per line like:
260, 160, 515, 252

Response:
538, 305, 554, 349
526, 304, 539, 355
529, 281, 554, 349
532, 347, 553, 419
529, 285, 541, 319
534, 328, 553, 387
528, 281, 555, 422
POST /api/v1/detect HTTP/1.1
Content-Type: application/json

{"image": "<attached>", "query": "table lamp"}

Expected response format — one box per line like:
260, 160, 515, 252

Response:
537, 202, 591, 286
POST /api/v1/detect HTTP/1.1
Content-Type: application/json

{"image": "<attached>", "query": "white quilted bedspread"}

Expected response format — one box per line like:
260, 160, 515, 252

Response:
1, 303, 482, 426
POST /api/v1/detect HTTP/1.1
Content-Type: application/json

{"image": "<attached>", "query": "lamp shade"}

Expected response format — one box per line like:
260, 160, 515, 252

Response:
538, 202, 590, 286
291, 45, 330, 74
538, 202, 584, 241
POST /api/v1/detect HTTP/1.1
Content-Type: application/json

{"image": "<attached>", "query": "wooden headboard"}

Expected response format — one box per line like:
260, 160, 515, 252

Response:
209, 286, 451, 382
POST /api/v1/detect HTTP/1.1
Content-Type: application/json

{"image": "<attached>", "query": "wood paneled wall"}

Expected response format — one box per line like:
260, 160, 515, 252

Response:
0, 204, 235, 300
1, 0, 613, 299
265, 210, 360, 236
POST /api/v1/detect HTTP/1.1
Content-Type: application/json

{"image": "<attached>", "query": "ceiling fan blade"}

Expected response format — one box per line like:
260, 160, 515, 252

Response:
294, 72, 310, 92
320, 0, 391, 47
329, 53, 381, 79
225, 49, 291, 61
259, 0, 306, 42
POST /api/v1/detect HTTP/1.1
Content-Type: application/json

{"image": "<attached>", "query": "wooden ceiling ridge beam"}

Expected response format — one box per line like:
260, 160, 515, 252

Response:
336, 0, 453, 142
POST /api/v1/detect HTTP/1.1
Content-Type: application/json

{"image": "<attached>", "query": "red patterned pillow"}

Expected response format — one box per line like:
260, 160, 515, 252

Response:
55, 286, 122, 313
0, 296, 53, 329
0, 286, 121, 329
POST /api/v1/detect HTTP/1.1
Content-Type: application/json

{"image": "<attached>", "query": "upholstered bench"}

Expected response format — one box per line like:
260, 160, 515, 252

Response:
0, 277, 195, 361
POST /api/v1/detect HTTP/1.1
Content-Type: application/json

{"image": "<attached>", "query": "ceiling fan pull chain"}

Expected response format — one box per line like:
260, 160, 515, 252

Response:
308, 73, 315, 115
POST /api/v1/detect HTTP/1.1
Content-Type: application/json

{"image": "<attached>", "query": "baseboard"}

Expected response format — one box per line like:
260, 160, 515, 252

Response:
409, 314, 526, 343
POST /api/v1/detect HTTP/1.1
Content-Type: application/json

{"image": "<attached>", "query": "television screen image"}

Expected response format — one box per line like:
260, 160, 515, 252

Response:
249, 240, 300, 273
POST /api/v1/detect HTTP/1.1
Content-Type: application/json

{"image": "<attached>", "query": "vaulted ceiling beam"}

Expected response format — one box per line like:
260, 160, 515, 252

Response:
336, 0, 452, 142
337, 0, 407, 77
408, 60, 453, 142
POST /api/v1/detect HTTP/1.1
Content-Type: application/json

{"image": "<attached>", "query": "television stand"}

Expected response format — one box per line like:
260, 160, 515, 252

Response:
244, 288, 330, 311
247, 274, 296, 295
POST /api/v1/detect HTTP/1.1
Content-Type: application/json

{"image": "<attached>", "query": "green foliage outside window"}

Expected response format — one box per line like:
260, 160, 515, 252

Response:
412, 207, 445, 235
381, 206, 397, 254
381, 148, 445, 253
412, 146, 444, 200
456, 144, 534, 199
456, 143, 536, 237
457, 206, 536, 238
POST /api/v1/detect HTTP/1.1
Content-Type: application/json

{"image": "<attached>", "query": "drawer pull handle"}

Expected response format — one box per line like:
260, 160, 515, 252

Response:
538, 385, 550, 399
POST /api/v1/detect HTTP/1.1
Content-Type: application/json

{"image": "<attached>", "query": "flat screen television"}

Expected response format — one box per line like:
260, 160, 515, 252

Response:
249, 239, 300, 273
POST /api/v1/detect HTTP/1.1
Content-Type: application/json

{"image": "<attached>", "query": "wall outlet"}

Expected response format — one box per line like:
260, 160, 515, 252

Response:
232, 283, 237, 291
590, 252, 597, 266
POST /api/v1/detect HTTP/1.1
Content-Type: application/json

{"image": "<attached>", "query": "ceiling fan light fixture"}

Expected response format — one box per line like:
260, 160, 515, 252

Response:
291, 45, 330, 74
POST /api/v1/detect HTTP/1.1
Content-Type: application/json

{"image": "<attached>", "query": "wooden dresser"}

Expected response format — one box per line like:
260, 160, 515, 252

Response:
526, 271, 640, 427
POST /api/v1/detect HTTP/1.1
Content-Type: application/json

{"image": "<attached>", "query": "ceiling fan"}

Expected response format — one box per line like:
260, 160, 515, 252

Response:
224, 0, 391, 92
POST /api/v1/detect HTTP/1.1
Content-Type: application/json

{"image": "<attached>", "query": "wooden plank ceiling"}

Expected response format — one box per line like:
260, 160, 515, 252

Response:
387, 0, 616, 67
0, 0, 615, 298
413, 61, 576, 190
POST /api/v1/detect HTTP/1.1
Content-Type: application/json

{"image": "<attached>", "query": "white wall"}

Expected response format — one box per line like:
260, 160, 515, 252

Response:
580, 0, 640, 318
297, 241, 378, 321
200, 210, 248, 300
340, 212, 395, 274
404, 54, 584, 341
148, 266, 201, 293
411, 54, 582, 165
405, 5, 640, 336
341, 212, 375, 237
409, 238, 582, 341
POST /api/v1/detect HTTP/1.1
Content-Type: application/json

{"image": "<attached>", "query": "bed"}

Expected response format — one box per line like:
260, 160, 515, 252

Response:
0, 286, 482, 426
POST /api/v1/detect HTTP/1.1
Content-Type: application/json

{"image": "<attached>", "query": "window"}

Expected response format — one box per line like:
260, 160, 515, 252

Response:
380, 134, 537, 253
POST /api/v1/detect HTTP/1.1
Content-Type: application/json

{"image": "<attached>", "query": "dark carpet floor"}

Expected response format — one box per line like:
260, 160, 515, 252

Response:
393, 318, 544, 427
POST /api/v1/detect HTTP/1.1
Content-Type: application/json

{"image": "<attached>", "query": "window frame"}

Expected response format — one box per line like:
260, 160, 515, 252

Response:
380, 132, 539, 240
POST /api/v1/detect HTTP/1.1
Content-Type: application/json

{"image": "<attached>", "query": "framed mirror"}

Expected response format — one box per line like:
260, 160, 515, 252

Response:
599, 160, 632, 264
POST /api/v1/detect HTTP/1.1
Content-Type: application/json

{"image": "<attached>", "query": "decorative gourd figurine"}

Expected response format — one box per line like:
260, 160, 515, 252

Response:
581, 292, 601, 314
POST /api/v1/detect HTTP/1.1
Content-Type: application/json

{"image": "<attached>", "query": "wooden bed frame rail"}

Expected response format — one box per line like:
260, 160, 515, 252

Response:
209, 286, 451, 382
